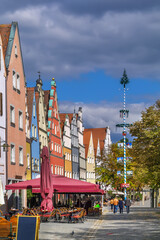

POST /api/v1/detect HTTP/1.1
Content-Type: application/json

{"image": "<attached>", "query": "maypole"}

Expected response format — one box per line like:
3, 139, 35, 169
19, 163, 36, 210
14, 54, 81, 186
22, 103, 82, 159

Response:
116, 69, 130, 200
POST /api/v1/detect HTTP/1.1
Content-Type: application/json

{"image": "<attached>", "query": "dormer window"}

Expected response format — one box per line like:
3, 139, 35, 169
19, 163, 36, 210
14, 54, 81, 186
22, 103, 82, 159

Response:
15, 44, 18, 57
33, 104, 35, 118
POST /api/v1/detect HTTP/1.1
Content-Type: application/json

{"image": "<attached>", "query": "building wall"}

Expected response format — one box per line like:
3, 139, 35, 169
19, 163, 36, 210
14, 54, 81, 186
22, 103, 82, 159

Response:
26, 140, 31, 180
71, 112, 79, 179
36, 79, 48, 152
0, 36, 6, 191
7, 25, 26, 182
30, 92, 40, 179
86, 133, 95, 184
48, 78, 64, 175
77, 108, 86, 181
64, 147, 72, 178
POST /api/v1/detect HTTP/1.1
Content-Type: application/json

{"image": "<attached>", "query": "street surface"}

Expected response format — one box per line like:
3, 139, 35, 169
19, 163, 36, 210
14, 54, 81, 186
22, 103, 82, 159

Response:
39, 205, 160, 240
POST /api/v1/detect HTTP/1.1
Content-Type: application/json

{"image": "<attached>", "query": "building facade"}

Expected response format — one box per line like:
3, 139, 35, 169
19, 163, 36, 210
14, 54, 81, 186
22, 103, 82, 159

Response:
71, 111, 79, 180
59, 114, 72, 178
77, 107, 86, 181
27, 88, 40, 179
35, 75, 48, 152
0, 33, 7, 193
84, 131, 95, 184
47, 78, 64, 175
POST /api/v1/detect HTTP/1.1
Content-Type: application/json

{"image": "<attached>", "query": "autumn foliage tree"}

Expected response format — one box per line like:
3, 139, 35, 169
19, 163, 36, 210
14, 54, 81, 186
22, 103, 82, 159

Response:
129, 100, 160, 189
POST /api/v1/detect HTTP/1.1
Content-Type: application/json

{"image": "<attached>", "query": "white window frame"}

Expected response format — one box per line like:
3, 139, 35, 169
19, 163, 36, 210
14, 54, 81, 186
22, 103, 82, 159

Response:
19, 146, 23, 165
51, 164, 53, 174
10, 143, 15, 163
17, 73, 20, 91
19, 110, 23, 130
10, 105, 15, 124
12, 70, 16, 89
34, 126, 37, 138
32, 124, 34, 138
55, 165, 57, 174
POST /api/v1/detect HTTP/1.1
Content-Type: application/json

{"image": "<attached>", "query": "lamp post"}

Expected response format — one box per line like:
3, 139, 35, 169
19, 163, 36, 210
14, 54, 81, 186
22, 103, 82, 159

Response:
116, 69, 130, 200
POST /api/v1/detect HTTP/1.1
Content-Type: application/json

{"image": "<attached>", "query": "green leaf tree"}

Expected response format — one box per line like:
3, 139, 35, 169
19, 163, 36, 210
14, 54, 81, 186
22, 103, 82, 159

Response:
129, 100, 160, 189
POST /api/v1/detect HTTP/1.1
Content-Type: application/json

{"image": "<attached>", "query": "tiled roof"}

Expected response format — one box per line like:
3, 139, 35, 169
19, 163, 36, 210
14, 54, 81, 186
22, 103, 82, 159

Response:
0, 24, 11, 58
26, 87, 39, 130
84, 128, 107, 156
83, 130, 91, 158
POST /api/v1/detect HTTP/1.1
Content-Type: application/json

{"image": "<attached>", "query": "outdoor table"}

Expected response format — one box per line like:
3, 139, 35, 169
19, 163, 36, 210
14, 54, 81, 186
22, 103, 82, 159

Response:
9, 209, 19, 217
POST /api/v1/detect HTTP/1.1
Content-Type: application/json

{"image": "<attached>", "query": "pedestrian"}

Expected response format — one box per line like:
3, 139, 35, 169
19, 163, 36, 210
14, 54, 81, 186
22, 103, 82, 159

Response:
125, 197, 131, 214
119, 198, 124, 214
113, 196, 119, 214
110, 198, 114, 212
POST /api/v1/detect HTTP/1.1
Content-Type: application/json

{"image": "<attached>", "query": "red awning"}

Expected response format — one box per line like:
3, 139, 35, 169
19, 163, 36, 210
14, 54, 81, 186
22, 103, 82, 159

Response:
5, 175, 104, 194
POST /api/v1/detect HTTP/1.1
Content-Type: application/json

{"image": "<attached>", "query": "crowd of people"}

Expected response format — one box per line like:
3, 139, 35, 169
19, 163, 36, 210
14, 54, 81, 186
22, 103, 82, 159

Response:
110, 196, 131, 214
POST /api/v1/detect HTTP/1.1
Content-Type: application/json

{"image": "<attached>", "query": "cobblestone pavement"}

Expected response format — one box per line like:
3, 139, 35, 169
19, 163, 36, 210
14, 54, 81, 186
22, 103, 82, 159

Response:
92, 207, 160, 240
39, 207, 160, 240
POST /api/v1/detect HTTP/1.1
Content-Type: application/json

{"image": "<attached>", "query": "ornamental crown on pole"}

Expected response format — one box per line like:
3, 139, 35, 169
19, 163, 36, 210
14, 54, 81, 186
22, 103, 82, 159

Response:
120, 69, 129, 88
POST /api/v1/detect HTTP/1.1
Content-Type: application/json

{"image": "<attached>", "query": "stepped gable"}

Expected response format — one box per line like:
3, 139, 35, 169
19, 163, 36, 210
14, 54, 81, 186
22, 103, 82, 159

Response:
83, 130, 91, 159
84, 128, 107, 156
59, 113, 73, 132
0, 24, 11, 58
26, 87, 39, 130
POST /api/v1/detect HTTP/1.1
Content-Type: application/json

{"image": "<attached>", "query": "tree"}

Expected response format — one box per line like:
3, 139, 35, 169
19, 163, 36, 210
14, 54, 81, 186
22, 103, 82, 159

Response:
129, 100, 160, 189
95, 143, 136, 190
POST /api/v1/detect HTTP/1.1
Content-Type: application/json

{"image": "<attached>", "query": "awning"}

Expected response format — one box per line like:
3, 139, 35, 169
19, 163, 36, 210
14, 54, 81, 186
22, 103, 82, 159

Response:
5, 175, 104, 195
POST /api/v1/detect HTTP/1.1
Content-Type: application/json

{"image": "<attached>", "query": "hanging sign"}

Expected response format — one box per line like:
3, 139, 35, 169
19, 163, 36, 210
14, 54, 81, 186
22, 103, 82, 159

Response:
121, 183, 130, 188
117, 157, 123, 163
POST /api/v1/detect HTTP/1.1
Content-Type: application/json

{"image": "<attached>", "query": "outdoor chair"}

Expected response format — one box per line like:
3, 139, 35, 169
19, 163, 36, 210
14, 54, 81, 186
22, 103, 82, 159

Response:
70, 209, 85, 223
55, 209, 70, 222
10, 216, 17, 236
0, 217, 14, 239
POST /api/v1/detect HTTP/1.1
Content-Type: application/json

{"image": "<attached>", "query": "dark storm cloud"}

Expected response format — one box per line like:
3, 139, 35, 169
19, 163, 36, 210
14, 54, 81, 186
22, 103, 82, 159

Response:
1, 1, 160, 81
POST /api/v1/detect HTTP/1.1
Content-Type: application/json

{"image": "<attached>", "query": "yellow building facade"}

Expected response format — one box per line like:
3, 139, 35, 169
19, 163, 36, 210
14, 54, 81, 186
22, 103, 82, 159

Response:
84, 131, 95, 184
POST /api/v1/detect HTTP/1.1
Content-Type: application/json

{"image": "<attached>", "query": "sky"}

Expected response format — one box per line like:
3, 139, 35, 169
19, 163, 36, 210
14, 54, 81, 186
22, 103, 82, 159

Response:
1, 1, 160, 142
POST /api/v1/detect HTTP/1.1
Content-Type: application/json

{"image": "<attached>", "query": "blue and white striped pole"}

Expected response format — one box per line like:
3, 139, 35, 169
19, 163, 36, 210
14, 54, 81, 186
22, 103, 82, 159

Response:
123, 87, 127, 200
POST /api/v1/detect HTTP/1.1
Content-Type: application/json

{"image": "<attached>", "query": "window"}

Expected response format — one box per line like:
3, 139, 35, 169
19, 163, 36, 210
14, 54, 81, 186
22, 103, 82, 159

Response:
55, 125, 57, 135
51, 164, 53, 174
51, 142, 53, 151
88, 157, 89, 163
59, 146, 61, 153
27, 154, 30, 168
62, 167, 63, 176
57, 166, 59, 175
15, 44, 18, 57
34, 126, 37, 138
0, 92, 2, 116
65, 171, 66, 177
34, 159, 38, 171
11, 144, 15, 163
32, 124, 34, 137
55, 165, 57, 174
17, 74, 20, 91
19, 111, 23, 130
13, 71, 16, 89
33, 104, 35, 118
60, 167, 61, 175
57, 144, 58, 152
19, 147, 23, 165
55, 144, 56, 152
10, 105, 15, 126
70, 172, 72, 178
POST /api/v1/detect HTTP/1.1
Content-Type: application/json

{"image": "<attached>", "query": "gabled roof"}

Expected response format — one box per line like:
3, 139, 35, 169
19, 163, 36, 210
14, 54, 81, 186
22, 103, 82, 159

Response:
84, 128, 107, 156
26, 87, 39, 130
83, 130, 92, 158
0, 24, 11, 60
0, 22, 26, 84
59, 113, 73, 132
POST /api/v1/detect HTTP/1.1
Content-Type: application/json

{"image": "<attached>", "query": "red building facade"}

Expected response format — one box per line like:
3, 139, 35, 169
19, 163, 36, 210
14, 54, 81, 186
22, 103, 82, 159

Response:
47, 78, 64, 175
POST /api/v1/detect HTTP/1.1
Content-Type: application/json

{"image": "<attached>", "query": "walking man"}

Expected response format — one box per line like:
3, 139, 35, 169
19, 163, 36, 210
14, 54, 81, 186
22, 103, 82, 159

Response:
125, 197, 131, 214
113, 196, 119, 214
119, 198, 124, 214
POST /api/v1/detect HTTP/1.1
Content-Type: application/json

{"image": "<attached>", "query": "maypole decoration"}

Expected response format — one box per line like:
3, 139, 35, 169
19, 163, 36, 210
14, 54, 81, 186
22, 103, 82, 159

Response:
116, 69, 130, 200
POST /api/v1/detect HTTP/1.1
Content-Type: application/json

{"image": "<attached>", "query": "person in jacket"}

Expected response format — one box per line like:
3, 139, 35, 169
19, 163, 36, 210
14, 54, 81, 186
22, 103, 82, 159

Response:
118, 198, 124, 214
110, 198, 114, 212
113, 196, 119, 214
125, 197, 131, 213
